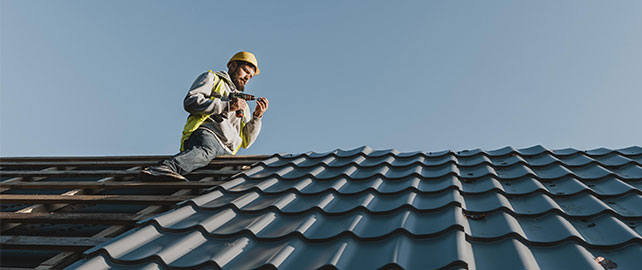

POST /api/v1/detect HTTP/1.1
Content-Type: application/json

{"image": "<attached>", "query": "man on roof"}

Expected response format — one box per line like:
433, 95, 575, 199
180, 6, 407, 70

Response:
141, 51, 269, 181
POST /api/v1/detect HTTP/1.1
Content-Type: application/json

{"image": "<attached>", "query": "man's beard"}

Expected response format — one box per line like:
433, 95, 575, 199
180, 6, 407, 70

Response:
232, 76, 245, 91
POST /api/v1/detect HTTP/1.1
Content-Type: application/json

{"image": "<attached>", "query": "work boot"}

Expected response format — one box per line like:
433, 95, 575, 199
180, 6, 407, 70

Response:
140, 165, 189, 181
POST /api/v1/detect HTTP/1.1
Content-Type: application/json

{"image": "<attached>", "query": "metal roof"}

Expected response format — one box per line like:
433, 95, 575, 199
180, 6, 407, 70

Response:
68, 146, 642, 269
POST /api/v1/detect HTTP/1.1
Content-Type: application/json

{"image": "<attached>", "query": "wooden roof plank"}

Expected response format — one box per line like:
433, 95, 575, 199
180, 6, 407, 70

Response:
0, 155, 269, 162
0, 159, 262, 167
0, 169, 240, 177
0, 212, 150, 225
0, 181, 225, 189
0, 194, 194, 205
0, 236, 109, 251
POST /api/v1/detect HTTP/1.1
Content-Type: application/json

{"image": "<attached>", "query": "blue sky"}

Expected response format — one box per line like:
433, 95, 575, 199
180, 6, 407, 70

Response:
1, 1, 641, 156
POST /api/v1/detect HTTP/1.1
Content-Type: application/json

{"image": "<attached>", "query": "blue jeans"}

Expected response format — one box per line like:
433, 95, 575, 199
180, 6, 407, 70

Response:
160, 128, 229, 175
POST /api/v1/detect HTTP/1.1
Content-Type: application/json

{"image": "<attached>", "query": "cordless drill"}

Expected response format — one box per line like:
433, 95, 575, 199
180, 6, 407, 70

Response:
229, 92, 261, 118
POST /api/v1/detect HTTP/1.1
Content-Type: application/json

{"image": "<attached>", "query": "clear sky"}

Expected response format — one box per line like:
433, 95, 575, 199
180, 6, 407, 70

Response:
1, 1, 641, 157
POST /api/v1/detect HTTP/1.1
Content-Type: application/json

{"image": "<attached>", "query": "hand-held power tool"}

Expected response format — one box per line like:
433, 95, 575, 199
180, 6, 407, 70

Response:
228, 92, 261, 118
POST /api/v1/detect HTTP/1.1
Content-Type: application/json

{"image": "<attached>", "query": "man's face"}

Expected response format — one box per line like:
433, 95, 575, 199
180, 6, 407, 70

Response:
229, 62, 256, 91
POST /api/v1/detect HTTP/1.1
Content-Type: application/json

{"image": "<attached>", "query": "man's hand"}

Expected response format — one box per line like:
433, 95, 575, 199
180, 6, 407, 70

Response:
229, 98, 247, 112
253, 97, 269, 118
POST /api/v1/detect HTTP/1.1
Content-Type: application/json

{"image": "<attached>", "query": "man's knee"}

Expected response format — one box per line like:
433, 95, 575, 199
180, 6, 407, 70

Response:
196, 145, 218, 160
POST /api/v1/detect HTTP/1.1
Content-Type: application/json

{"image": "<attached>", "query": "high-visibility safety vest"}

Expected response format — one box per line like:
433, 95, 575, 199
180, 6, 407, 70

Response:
179, 71, 251, 155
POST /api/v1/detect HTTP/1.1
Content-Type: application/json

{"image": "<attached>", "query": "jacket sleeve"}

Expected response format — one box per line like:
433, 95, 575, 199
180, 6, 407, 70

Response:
241, 116, 262, 148
183, 71, 229, 115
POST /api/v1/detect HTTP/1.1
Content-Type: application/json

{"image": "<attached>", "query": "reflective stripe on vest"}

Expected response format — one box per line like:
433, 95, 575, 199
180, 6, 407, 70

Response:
179, 71, 250, 155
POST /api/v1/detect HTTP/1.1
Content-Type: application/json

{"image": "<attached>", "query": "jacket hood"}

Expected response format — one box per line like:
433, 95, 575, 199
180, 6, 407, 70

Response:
214, 71, 239, 92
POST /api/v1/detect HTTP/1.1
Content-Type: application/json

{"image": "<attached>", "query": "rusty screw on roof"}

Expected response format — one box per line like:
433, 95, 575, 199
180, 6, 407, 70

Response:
594, 256, 617, 269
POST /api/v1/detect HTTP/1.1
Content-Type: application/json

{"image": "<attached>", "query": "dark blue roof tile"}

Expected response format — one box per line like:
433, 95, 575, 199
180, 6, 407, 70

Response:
494, 164, 535, 179
593, 153, 637, 167
586, 147, 615, 156
457, 154, 492, 167
556, 153, 595, 166
501, 176, 547, 194
541, 176, 587, 195
485, 146, 517, 156
425, 149, 451, 157
455, 148, 483, 157
521, 153, 560, 166
69, 146, 642, 270
567, 164, 612, 179
617, 146, 642, 156
552, 147, 581, 156
517, 145, 549, 156
587, 177, 637, 196
532, 163, 574, 179
489, 154, 526, 167
611, 164, 642, 180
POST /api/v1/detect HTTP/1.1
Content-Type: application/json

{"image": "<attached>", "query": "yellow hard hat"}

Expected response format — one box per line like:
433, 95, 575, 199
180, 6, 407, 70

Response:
228, 51, 260, 75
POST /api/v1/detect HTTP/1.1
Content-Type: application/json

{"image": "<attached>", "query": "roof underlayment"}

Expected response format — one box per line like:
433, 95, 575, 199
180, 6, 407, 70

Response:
55, 146, 642, 269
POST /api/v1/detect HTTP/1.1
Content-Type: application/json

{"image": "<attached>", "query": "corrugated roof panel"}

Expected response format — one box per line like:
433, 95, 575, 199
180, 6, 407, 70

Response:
68, 145, 642, 269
